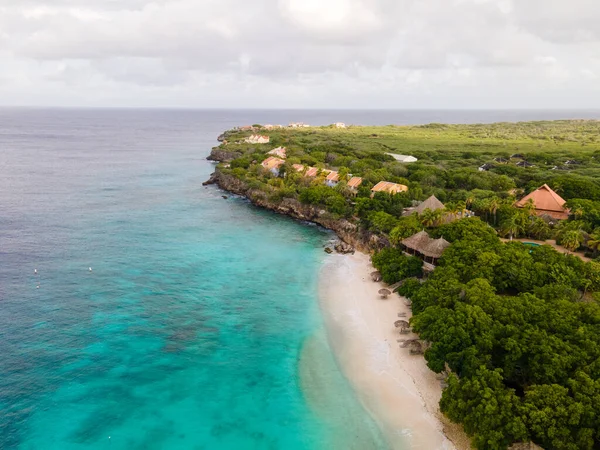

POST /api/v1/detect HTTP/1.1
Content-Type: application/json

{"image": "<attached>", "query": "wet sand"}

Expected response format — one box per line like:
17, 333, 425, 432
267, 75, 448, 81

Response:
319, 252, 471, 450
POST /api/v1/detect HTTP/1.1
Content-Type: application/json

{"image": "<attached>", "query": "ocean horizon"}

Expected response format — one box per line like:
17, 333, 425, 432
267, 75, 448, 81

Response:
1, 108, 598, 449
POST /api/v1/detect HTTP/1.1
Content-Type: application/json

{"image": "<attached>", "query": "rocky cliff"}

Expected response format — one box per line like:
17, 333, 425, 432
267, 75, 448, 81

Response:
209, 169, 389, 253
206, 147, 242, 162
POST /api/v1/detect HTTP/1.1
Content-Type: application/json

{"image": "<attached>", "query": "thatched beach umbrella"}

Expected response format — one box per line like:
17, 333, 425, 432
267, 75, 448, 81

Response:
394, 320, 410, 333
379, 288, 391, 299
408, 340, 424, 355
370, 271, 382, 282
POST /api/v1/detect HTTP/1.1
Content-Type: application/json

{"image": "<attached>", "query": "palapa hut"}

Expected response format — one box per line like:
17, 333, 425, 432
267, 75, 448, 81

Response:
403, 195, 445, 217
421, 237, 451, 263
370, 271, 382, 282
394, 320, 410, 333
378, 288, 391, 299
401, 231, 431, 255
514, 184, 570, 220
401, 231, 450, 266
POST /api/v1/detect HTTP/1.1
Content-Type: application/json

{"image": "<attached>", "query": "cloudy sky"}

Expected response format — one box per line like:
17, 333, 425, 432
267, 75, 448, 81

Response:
0, 0, 599, 108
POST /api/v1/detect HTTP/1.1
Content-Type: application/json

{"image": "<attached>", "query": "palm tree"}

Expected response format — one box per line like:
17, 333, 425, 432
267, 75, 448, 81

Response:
561, 230, 584, 253
488, 197, 501, 225
527, 218, 551, 240
419, 208, 443, 228
500, 214, 526, 240
443, 203, 459, 221
586, 231, 600, 256
522, 198, 536, 217
465, 195, 475, 210
456, 201, 467, 217
572, 206, 585, 220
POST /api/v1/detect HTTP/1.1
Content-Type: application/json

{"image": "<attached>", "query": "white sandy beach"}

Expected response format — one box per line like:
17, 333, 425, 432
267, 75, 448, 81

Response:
319, 252, 470, 450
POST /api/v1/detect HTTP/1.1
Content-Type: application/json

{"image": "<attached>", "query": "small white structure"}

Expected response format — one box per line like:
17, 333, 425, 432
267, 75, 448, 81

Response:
333, 122, 347, 129
288, 122, 310, 128
245, 134, 270, 144
385, 153, 418, 163
267, 147, 287, 159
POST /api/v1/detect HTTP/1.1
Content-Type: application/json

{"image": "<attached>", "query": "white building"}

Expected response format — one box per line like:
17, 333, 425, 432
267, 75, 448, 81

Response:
385, 153, 418, 163
267, 147, 287, 159
245, 134, 270, 144
333, 122, 347, 129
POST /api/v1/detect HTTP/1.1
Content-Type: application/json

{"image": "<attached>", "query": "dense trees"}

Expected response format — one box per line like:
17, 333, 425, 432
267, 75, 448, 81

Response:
406, 219, 600, 449
371, 249, 423, 284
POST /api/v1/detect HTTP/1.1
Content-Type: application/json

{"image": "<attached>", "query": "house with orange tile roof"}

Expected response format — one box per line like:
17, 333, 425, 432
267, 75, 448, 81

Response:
514, 184, 570, 220
261, 157, 285, 175
347, 177, 363, 190
292, 164, 305, 172
267, 147, 287, 159
325, 171, 340, 187
305, 167, 319, 177
371, 181, 408, 196
246, 134, 270, 144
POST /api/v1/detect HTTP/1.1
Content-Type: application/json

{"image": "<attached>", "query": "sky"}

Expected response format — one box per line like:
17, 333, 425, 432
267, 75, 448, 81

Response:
0, 0, 599, 109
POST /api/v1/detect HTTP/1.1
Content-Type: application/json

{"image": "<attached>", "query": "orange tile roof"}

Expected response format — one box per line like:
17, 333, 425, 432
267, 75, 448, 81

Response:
326, 171, 339, 182
371, 181, 408, 194
292, 164, 305, 172
305, 167, 319, 177
515, 184, 569, 219
261, 156, 285, 170
347, 177, 363, 188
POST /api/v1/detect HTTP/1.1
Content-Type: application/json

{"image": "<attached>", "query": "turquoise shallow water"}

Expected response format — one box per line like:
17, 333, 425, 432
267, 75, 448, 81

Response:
0, 110, 387, 449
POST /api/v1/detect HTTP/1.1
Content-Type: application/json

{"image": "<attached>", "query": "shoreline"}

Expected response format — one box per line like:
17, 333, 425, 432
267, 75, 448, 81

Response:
318, 252, 471, 450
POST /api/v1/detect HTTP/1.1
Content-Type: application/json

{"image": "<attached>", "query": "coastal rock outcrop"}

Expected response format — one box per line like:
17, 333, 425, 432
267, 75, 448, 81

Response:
212, 169, 388, 253
202, 172, 218, 186
334, 241, 355, 254
207, 148, 242, 162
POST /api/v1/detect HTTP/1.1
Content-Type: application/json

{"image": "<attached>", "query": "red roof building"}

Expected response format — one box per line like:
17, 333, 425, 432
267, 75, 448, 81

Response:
514, 184, 570, 220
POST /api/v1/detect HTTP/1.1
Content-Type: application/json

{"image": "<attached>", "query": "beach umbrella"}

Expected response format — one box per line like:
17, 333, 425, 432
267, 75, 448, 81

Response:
394, 320, 410, 333
370, 271, 382, 282
378, 288, 391, 299
408, 340, 424, 355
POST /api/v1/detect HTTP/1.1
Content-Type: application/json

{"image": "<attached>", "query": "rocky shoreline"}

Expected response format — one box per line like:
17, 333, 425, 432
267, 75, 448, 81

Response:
204, 166, 389, 254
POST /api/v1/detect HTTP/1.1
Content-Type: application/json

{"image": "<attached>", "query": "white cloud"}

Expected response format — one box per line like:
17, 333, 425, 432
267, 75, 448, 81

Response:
0, 0, 599, 107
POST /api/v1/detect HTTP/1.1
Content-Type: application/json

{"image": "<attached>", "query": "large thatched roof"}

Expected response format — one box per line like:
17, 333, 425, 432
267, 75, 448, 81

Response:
420, 237, 451, 259
401, 230, 430, 251
414, 195, 445, 215
402, 231, 450, 258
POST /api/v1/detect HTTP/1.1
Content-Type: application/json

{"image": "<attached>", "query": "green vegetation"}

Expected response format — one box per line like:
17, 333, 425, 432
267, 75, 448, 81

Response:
408, 219, 600, 450
217, 121, 600, 449
217, 121, 600, 254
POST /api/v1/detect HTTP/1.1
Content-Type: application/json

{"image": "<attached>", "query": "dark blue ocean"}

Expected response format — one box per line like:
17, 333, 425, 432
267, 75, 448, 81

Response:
1, 108, 599, 450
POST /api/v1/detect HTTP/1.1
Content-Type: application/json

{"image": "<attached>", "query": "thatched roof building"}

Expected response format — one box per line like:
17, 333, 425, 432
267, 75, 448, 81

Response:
421, 237, 451, 259
401, 231, 431, 252
414, 195, 445, 215
401, 231, 450, 263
